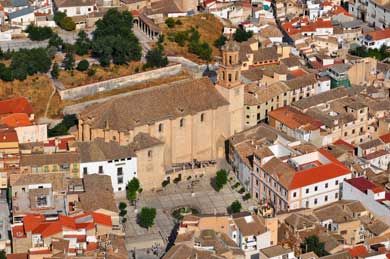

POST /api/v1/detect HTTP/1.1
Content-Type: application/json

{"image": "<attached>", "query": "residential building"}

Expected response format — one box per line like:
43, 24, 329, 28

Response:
362, 28, 390, 49
343, 177, 390, 225
78, 41, 245, 190
268, 106, 323, 146
366, 0, 390, 28
327, 63, 351, 88
78, 138, 137, 193
53, 0, 95, 16
0, 128, 19, 189
253, 148, 352, 212
259, 245, 295, 259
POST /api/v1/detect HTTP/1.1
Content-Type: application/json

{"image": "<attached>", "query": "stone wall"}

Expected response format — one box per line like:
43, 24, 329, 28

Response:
58, 64, 182, 100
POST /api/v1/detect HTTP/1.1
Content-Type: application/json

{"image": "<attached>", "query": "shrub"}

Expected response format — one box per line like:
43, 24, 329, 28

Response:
87, 68, 96, 76
51, 62, 60, 79
119, 209, 127, 217
232, 182, 240, 189
187, 176, 192, 181
165, 17, 175, 28
77, 59, 89, 71
173, 176, 181, 184
215, 169, 228, 191
175, 19, 182, 25
162, 180, 170, 187
229, 200, 242, 214
25, 24, 53, 41
121, 218, 127, 223
138, 188, 143, 193
138, 207, 156, 229
60, 16, 76, 31
243, 193, 251, 201
238, 187, 245, 194
119, 202, 127, 211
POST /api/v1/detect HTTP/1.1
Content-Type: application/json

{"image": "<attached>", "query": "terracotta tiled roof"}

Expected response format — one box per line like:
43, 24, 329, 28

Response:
366, 28, 390, 41
0, 97, 33, 115
0, 113, 32, 128
268, 106, 323, 131
0, 128, 18, 142
380, 133, 390, 144
348, 245, 368, 257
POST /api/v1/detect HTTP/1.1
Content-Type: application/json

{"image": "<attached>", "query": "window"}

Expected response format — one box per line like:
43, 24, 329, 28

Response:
200, 113, 205, 122
305, 201, 309, 208
325, 183, 328, 188
37, 196, 48, 207
324, 195, 328, 202
314, 198, 318, 205
335, 192, 339, 199
344, 132, 347, 137
314, 186, 318, 191
98, 166, 103, 174
180, 118, 185, 127
305, 188, 309, 194
83, 167, 88, 175
118, 177, 123, 184
335, 180, 339, 185
117, 167, 123, 176
158, 123, 163, 132
293, 192, 297, 198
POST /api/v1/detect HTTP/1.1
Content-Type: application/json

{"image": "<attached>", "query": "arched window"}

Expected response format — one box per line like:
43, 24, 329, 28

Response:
228, 73, 232, 82
180, 118, 185, 127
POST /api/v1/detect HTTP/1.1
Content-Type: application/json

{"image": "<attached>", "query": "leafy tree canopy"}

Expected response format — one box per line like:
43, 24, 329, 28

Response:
234, 27, 253, 42
301, 235, 329, 257
25, 24, 53, 41
138, 207, 156, 229
229, 200, 242, 214
215, 169, 228, 191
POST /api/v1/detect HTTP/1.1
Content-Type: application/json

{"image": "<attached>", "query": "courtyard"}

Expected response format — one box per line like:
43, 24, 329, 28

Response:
120, 174, 257, 255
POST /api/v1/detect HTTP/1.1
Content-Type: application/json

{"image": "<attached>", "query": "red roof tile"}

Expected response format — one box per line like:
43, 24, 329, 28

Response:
0, 128, 18, 143
345, 177, 379, 194
92, 212, 112, 226
366, 28, 390, 41
380, 133, 390, 144
268, 106, 323, 131
0, 97, 33, 116
349, 245, 368, 257
0, 113, 32, 128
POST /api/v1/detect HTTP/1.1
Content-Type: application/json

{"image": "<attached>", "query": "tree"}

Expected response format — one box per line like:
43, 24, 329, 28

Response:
301, 235, 329, 257
91, 9, 141, 66
215, 169, 228, 191
0, 64, 13, 81
75, 30, 91, 56
229, 200, 242, 214
51, 62, 60, 79
145, 47, 168, 68
119, 202, 127, 211
234, 27, 253, 42
214, 35, 227, 48
0, 250, 6, 259
60, 17, 76, 31
127, 177, 140, 203
54, 11, 66, 25
138, 207, 156, 229
77, 59, 89, 71
63, 51, 75, 70
165, 17, 176, 28
25, 24, 53, 41
48, 114, 78, 137
48, 33, 64, 50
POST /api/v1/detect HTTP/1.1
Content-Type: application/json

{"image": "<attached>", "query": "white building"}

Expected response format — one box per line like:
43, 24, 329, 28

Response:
15, 124, 47, 144
54, 0, 95, 17
78, 139, 137, 193
362, 28, 390, 49
231, 213, 271, 259
343, 177, 390, 225
366, 0, 390, 28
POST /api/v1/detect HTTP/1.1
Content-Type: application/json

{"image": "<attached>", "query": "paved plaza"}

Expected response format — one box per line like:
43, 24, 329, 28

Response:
121, 175, 257, 254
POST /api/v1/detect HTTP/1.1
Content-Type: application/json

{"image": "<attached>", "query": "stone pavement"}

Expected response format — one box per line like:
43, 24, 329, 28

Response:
121, 176, 257, 252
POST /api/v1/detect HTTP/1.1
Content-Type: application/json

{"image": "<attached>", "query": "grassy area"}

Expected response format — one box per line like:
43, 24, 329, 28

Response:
58, 62, 143, 89
159, 14, 223, 63
0, 75, 53, 118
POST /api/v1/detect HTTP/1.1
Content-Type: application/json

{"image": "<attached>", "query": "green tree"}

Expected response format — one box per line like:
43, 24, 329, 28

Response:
214, 35, 227, 48
51, 62, 60, 79
127, 177, 140, 203
0, 250, 6, 259
215, 169, 228, 191
48, 114, 78, 137
48, 33, 64, 50
54, 11, 66, 25
0, 64, 13, 81
233, 27, 253, 42
229, 200, 242, 214
301, 235, 329, 257
119, 202, 127, 211
92, 9, 141, 66
25, 24, 53, 41
145, 47, 168, 68
119, 209, 127, 217
60, 17, 76, 31
75, 30, 91, 56
165, 17, 176, 28
63, 51, 75, 70
77, 59, 89, 71
138, 207, 156, 229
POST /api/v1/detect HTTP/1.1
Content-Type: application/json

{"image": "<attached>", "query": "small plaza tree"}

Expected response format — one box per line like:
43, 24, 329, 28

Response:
214, 169, 228, 191
138, 207, 156, 229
